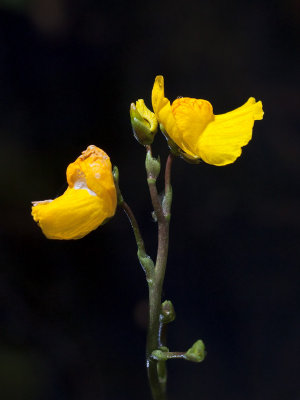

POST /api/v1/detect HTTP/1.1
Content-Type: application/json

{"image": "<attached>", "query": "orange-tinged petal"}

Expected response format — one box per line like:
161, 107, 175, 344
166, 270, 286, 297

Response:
32, 145, 117, 239
196, 98, 263, 166
66, 145, 116, 214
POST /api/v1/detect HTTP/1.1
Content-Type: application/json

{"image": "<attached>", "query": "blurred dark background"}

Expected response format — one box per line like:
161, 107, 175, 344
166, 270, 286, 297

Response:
0, 0, 299, 399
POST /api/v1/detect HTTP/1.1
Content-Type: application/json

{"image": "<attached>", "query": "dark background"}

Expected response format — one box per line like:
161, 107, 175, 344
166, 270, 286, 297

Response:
0, 0, 299, 399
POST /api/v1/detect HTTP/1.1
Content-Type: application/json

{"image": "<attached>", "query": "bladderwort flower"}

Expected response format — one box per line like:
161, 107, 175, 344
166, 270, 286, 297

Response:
31, 145, 117, 240
152, 75, 264, 166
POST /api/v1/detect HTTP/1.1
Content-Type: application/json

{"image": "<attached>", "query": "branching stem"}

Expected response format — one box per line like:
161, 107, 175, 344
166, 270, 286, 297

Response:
119, 149, 174, 400
146, 148, 174, 400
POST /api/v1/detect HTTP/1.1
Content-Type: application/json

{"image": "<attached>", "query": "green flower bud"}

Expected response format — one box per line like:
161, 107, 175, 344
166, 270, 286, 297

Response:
152, 347, 170, 361
130, 100, 158, 146
145, 150, 161, 180
185, 340, 206, 363
160, 300, 176, 324
137, 249, 154, 284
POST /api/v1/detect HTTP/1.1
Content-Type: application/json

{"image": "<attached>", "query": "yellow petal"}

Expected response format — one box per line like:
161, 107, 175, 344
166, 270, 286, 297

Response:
152, 75, 166, 115
171, 97, 214, 154
151, 76, 195, 156
196, 98, 263, 166
32, 187, 112, 240
135, 99, 158, 133
66, 145, 116, 214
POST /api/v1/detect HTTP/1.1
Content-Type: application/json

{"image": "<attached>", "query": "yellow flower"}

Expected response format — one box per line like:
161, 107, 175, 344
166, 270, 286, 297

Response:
152, 75, 264, 166
32, 145, 117, 240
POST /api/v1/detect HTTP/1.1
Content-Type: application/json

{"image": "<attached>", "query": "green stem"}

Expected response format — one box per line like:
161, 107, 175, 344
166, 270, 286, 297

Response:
121, 200, 146, 255
120, 200, 154, 282
146, 150, 174, 400
153, 351, 187, 360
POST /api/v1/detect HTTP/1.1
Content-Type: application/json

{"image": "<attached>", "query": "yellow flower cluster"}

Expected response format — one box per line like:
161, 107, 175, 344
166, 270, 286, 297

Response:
32, 145, 117, 240
32, 76, 264, 240
152, 75, 263, 166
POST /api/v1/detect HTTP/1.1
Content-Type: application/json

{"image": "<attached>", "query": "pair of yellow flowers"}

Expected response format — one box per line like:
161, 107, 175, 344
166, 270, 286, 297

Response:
32, 76, 263, 240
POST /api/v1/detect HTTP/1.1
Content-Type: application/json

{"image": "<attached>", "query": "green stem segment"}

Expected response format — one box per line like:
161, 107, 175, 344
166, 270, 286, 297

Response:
115, 158, 154, 282
120, 200, 154, 283
146, 147, 174, 400
120, 200, 146, 255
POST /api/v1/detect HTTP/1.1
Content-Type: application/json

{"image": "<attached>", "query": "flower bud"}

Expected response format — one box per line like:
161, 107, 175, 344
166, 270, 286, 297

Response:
160, 300, 176, 324
130, 100, 158, 145
152, 348, 169, 361
185, 340, 206, 363
145, 149, 161, 180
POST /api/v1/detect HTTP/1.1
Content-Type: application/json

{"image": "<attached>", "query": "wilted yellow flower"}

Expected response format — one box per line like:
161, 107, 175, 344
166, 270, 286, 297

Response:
32, 145, 117, 240
152, 75, 264, 166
